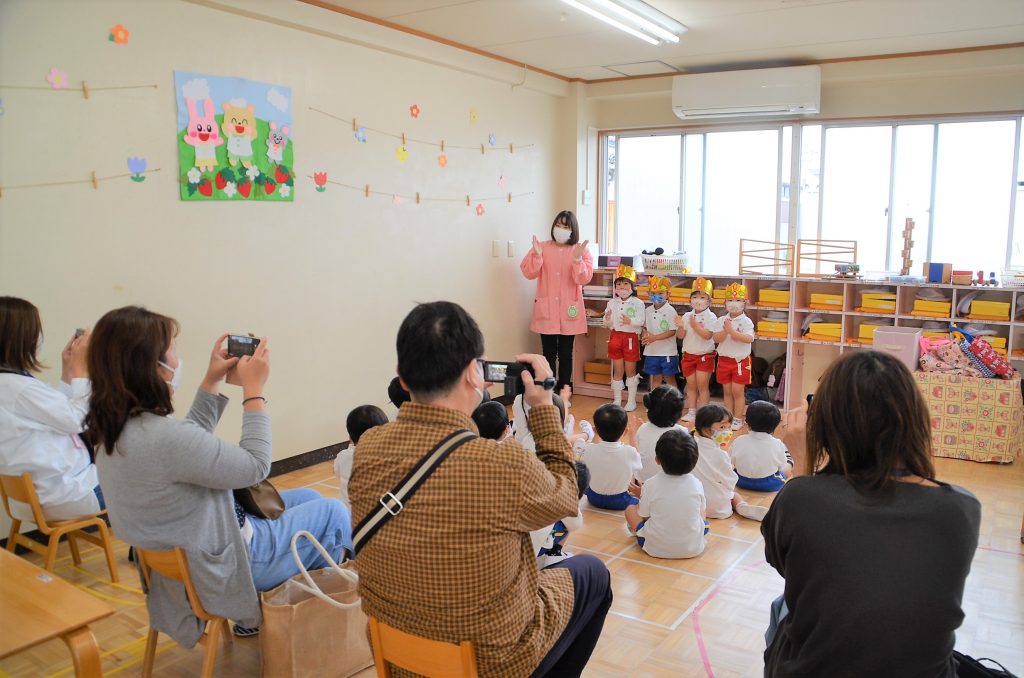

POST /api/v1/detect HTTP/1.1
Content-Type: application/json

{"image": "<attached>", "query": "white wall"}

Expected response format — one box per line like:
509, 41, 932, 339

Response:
0, 0, 576, 469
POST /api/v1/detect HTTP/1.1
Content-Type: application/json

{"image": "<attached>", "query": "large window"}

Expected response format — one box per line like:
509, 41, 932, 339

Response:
601, 116, 1024, 275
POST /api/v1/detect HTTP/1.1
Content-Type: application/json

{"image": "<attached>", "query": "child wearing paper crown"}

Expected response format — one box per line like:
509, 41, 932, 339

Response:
641, 276, 680, 391
712, 283, 756, 431
675, 278, 718, 422
603, 265, 645, 411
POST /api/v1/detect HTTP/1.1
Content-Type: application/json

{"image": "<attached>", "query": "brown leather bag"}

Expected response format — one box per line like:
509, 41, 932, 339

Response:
234, 479, 285, 520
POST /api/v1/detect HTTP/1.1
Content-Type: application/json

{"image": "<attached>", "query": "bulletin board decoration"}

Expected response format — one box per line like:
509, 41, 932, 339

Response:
309, 106, 531, 154
0, 166, 161, 199
309, 173, 531, 215
175, 71, 294, 202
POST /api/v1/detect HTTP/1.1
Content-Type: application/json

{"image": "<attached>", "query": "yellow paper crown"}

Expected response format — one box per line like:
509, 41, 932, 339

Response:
692, 277, 713, 296
647, 275, 671, 295
614, 264, 637, 283
725, 282, 748, 300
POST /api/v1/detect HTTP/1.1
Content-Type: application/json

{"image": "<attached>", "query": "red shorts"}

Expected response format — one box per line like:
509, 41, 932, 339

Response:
716, 355, 753, 385
681, 351, 716, 377
607, 330, 641, 361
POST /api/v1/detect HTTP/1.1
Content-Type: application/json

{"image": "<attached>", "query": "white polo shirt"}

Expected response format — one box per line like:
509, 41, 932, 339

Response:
644, 304, 679, 356
714, 313, 755, 360
636, 422, 689, 482
638, 472, 707, 558
729, 432, 790, 479
679, 309, 718, 356
582, 441, 641, 495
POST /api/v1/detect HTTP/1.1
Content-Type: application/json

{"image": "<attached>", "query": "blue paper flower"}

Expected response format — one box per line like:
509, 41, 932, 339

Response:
127, 157, 147, 182
355, 127, 367, 143
488, 132, 497, 146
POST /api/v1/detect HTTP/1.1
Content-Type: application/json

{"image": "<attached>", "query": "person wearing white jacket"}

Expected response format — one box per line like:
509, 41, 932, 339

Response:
0, 297, 102, 521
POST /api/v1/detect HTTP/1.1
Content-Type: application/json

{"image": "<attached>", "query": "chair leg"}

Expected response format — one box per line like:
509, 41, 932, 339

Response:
96, 522, 120, 583
67, 532, 82, 565
6, 519, 20, 552
201, 618, 222, 678
44, 530, 64, 572
221, 618, 232, 645
142, 627, 159, 678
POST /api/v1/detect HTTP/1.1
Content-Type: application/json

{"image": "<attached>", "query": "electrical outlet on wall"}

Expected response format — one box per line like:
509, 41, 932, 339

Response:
492, 240, 500, 257
507, 240, 515, 257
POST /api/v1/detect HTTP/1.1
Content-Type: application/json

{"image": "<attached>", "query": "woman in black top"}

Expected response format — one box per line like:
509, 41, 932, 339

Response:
761, 350, 981, 678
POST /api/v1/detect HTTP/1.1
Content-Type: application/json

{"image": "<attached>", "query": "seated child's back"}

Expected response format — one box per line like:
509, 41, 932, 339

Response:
729, 401, 792, 492
637, 385, 690, 482
472, 400, 511, 441
336, 405, 388, 508
582, 404, 641, 510
635, 429, 707, 559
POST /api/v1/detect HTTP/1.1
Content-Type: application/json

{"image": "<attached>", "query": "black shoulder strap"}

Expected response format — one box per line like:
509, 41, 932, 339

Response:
352, 429, 476, 554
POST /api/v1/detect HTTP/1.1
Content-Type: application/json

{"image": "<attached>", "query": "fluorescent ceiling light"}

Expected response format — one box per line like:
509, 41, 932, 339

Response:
560, 0, 686, 45
560, 0, 659, 45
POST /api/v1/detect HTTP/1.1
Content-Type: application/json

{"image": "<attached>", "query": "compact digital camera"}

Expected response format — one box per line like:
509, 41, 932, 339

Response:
227, 335, 260, 358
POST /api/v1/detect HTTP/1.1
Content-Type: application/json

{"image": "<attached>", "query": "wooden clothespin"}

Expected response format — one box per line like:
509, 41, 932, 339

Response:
480, 144, 485, 155
440, 140, 445, 152
466, 195, 471, 206
91, 172, 99, 190
353, 118, 358, 131
82, 81, 90, 99
415, 192, 421, 204
508, 192, 512, 203
402, 132, 406, 145
509, 143, 514, 154
364, 184, 370, 197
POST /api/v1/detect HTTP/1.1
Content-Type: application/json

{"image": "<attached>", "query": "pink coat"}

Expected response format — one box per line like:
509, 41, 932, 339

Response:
520, 240, 594, 335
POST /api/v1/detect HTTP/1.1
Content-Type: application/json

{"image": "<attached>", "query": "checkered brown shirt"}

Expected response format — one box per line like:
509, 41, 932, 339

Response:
350, 402, 579, 677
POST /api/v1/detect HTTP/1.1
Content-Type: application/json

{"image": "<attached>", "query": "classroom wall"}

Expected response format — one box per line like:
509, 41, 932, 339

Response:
0, 0, 577, 473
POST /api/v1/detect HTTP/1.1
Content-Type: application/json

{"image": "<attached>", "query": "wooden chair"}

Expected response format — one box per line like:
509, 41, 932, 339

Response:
0, 472, 119, 582
369, 616, 478, 678
136, 546, 231, 678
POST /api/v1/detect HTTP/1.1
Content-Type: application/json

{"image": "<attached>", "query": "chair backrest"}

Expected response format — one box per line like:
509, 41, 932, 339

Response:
136, 546, 216, 622
0, 472, 54, 532
369, 617, 478, 678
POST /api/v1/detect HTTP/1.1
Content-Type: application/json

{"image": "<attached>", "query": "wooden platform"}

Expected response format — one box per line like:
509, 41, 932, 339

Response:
1, 395, 1021, 677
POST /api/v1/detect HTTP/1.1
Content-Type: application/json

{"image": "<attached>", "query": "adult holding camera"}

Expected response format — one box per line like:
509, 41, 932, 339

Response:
0, 297, 102, 521
351, 301, 611, 677
761, 350, 981, 677
520, 210, 594, 392
87, 306, 351, 644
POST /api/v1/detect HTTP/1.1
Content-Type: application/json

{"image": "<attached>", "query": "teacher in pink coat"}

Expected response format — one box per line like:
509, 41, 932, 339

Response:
520, 210, 594, 392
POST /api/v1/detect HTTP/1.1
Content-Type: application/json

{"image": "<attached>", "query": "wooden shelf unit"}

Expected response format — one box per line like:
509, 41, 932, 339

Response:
573, 269, 1024, 410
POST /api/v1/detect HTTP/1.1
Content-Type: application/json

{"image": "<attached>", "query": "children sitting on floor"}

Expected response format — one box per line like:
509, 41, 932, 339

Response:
472, 400, 511, 441
513, 387, 594, 454
581, 404, 641, 510
729, 401, 793, 492
691, 404, 768, 521
335, 405, 388, 509
625, 429, 709, 559
636, 385, 690, 482
533, 462, 591, 568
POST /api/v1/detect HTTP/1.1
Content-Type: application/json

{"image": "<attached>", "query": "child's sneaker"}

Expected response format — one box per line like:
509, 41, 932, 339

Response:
731, 418, 744, 431
682, 408, 696, 422
579, 420, 595, 442
736, 502, 768, 521
232, 623, 260, 637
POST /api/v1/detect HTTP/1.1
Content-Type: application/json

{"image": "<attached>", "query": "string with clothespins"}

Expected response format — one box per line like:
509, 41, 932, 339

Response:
0, 82, 158, 99
309, 106, 530, 153
0, 168, 162, 199
309, 175, 530, 205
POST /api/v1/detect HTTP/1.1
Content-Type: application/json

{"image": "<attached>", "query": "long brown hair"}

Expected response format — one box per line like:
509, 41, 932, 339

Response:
85, 306, 179, 454
806, 350, 934, 492
550, 210, 580, 246
0, 297, 44, 373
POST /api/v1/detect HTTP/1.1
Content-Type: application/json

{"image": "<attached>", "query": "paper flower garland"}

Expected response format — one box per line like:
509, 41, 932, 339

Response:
498, 175, 506, 188
469, 109, 478, 125
314, 172, 328, 192
395, 146, 409, 163
109, 24, 129, 44
475, 203, 485, 216
488, 133, 497, 146
127, 157, 147, 182
438, 153, 448, 168
409, 104, 420, 119
46, 67, 68, 90
354, 127, 367, 143
392, 193, 401, 206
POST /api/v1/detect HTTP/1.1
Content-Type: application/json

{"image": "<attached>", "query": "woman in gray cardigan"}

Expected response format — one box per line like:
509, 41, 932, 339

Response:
87, 306, 351, 645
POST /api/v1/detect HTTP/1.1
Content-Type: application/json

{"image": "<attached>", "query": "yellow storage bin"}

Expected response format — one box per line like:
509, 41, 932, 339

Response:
922, 330, 948, 338
712, 289, 727, 301
861, 293, 897, 311
757, 321, 789, 335
758, 290, 791, 306
983, 336, 1007, 349
969, 300, 1010, 319
913, 300, 952, 314
809, 293, 844, 307
808, 322, 842, 338
669, 288, 691, 302
636, 285, 649, 300
858, 324, 884, 341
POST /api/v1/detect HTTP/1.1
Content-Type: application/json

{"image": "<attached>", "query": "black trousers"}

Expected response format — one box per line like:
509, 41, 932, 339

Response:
531, 554, 613, 678
540, 334, 576, 391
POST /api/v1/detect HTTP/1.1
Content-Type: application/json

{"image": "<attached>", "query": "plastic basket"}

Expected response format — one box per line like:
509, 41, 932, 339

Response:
1000, 268, 1024, 288
641, 253, 689, 275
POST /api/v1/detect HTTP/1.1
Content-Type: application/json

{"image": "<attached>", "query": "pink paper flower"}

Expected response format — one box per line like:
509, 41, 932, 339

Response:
46, 67, 68, 90
409, 104, 420, 119
475, 203, 485, 217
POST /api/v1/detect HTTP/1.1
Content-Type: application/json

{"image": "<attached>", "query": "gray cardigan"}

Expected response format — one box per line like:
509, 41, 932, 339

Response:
95, 389, 271, 647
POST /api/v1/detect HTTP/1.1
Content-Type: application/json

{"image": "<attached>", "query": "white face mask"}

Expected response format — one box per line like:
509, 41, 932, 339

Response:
616, 289, 632, 300
469, 361, 486, 407
553, 227, 572, 244
158, 359, 184, 392
726, 301, 745, 314
690, 298, 709, 312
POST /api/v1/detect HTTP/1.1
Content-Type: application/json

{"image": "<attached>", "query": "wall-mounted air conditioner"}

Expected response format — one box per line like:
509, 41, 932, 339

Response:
671, 65, 821, 119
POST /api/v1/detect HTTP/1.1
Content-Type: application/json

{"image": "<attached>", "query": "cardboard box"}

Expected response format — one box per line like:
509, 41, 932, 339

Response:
584, 359, 612, 375
599, 255, 638, 269
874, 326, 923, 370
923, 262, 953, 283
584, 372, 612, 385
951, 270, 973, 285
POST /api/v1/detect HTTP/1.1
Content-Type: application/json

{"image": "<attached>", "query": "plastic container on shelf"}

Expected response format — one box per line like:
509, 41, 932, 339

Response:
640, 251, 689, 275
1001, 268, 1024, 288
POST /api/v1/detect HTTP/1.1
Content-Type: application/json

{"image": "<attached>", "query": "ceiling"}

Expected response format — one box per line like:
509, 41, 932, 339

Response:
312, 0, 1024, 81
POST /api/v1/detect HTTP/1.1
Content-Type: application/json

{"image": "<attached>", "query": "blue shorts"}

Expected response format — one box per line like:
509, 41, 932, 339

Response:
736, 472, 786, 492
537, 520, 571, 556
644, 355, 680, 376
585, 488, 638, 511
635, 518, 709, 547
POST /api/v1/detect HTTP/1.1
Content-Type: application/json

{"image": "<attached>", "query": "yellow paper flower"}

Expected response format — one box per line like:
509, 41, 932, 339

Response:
395, 145, 409, 163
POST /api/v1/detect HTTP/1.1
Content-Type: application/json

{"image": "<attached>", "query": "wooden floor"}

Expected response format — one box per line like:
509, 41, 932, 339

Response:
2, 394, 1022, 677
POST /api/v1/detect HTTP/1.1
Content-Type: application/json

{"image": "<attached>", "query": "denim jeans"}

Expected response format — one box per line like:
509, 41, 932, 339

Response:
248, 488, 352, 592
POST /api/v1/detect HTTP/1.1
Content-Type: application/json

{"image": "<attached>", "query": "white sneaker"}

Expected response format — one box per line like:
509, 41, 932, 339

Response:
731, 418, 744, 431
682, 409, 696, 422
579, 420, 595, 442
736, 502, 768, 521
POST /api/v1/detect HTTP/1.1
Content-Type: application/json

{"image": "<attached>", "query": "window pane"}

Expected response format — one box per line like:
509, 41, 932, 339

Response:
890, 124, 934, 273
820, 126, 892, 273
932, 120, 1016, 275
703, 129, 779, 274
1011, 118, 1024, 268
605, 135, 617, 252
798, 125, 821, 241
613, 135, 681, 256
682, 134, 704, 269
780, 126, 792, 245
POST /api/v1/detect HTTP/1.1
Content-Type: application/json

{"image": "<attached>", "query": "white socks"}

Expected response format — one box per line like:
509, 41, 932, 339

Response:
624, 375, 641, 412
611, 383, 623, 407
736, 502, 768, 521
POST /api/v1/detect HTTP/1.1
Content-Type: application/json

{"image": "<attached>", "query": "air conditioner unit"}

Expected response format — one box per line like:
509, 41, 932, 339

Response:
672, 65, 820, 119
